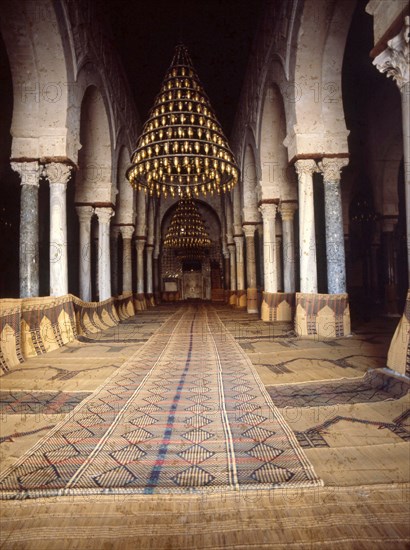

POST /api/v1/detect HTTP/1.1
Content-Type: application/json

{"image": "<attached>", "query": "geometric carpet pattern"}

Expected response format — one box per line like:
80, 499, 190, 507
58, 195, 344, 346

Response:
266, 369, 410, 407
0, 304, 321, 499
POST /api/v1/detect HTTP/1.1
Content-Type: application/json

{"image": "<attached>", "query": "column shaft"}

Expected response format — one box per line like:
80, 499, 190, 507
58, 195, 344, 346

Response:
146, 245, 154, 295
281, 203, 297, 293
136, 239, 145, 295
259, 204, 277, 293
95, 207, 113, 301
295, 160, 318, 294
76, 206, 93, 302
120, 226, 134, 294
49, 183, 68, 296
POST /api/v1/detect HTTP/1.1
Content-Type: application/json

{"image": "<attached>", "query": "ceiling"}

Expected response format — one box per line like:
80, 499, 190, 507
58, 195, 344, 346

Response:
101, 0, 266, 137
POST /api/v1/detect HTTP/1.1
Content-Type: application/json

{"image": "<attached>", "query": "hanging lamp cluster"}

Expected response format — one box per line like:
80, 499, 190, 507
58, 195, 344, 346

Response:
127, 44, 239, 198
163, 198, 211, 258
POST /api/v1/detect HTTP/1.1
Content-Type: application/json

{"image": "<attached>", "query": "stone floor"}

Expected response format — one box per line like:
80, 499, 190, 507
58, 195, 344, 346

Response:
0, 303, 409, 549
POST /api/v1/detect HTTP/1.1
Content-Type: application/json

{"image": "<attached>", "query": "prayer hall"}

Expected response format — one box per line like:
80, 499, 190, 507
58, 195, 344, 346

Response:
0, 0, 409, 547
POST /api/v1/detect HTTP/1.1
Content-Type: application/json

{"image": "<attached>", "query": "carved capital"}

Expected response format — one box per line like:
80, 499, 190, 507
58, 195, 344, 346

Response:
44, 162, 73, 185
135, 239, 146, 253
11, 161, 42, 187
259, 203, 277, 221
280, 201, 298, 221
242, 225, 256, 238
294, 159, 319, 177
76, 205, 94, 223
120, 225, 134, 240
318, 158, 349, 183
234, 235, 244, 248
373, 17, 410, 89
95, 206, 114, 225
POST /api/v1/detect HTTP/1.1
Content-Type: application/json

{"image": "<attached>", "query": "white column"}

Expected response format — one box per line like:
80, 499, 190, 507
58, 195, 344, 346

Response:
11, 161, 42, 298
373, 17, 410, 281
146, 244, 154, 295
259, 203, 278, 293
280, 202, 297, 293
295, 159, 319, 294
276, 234, 283, 291
228, 243, 236, 292
136, 238, 146, 295
234, 234, 245, 292
120, 225, 134, 293
95, 207, 114, 301
44, 162, 73, 297
76, 205, 94, 301
243, 225, 258, 313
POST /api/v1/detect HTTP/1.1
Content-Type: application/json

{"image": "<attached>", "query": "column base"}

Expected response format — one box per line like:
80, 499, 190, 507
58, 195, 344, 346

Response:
135, 293, 147, 311
261, 292, 295, 322
229, 291, 237, 306
246, 288, 258, 314
294, 292, 351, 338
115, 292, 135, 320
236, 290, 247, 309
146, 293, 155, 307
387, 290, 410, 377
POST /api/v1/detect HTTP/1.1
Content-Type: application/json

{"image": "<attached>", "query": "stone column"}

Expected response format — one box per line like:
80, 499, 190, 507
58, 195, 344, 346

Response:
110, 226, 120, 297
318, 158, 349, 294
76, 205, 94, 301
381, 217, 399, 314
276, 234, 283, 291
259, 203, 278, 293
153, 253, 160, 303
223, 253, 230, 290
228, 242, 236, 305
146, 244, 154, 305
256, 222, 264, 289
280, 201, 297, 293
120, 225, 134, 294
295, 159, 319, 294
95, 207, 114, 301
135, 238, 146, 309
11, 161, 42, 298
243, 225, 258, 313
373, 17, 410, 280
234, 234, 246, 308
44, 162, 73, 297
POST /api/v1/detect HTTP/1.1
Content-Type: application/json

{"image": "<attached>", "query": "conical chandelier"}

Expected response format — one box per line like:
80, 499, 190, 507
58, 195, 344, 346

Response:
127, 44, 239, 198
163, 199, 211, 257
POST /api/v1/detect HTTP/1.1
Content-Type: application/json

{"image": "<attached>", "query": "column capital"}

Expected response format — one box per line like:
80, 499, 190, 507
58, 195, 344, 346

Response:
111, 225, 121, 238
44, 162, 73, 185
318, 158, 349, 182
75, 205, 94, 223
373, 16, 409, 89
11, 161, 42, 187
233, 235, 244, 247
242, 224, 256, 238
95, 206, 114, 224
294, 159, 319, 176
259, 203, 277, 221
120, 225, 134, 240
280, 201, 298, 221
135, 239, 146, 253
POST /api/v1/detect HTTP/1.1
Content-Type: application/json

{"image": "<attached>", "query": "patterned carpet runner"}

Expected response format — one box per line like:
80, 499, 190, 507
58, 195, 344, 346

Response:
0, 305, 321, 499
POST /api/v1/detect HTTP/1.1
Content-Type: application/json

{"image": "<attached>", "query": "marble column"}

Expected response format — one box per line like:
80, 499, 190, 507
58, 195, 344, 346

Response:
146, 244, 154, 300
95, 207, 114, 301
11, 161, 42, 298
120, 225, 134, 293
295, 159, 319, 294
135, 238, 146, 295
259, 203, 278, 293
374, 17, 410, 281
76, 205, 94, 301
228, 242, 236, 305
243, 225, 258, 313
318, 158, 349, 294
110, 226, 120, 297
153, 253, 160, 302
257, 222, 264, 289
280, 201, 297, 293
234, 234, 246, 308
44, 162, 73, 297
223, 253, 230, 290
276, 235, 283, 291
